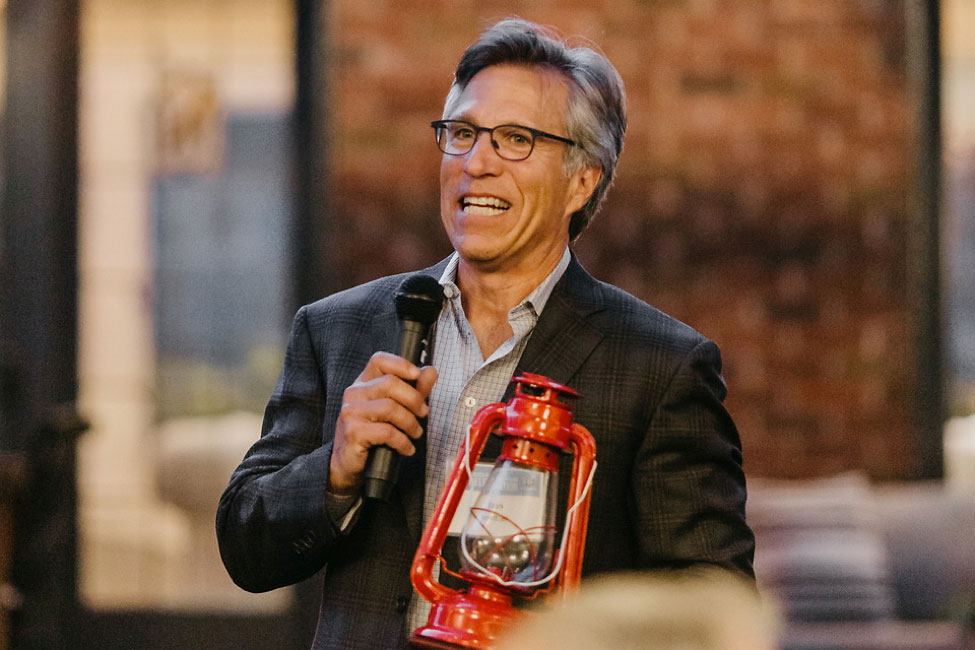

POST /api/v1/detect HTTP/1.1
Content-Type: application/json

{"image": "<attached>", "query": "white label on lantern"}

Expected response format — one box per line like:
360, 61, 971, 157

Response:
446, 463, 550, 537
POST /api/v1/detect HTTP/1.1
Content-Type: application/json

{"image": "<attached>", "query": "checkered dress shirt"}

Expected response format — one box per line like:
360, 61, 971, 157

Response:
406, 248, 570, 632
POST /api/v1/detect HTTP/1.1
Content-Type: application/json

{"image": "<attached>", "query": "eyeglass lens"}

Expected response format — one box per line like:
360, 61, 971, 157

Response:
439, 122, 534, 160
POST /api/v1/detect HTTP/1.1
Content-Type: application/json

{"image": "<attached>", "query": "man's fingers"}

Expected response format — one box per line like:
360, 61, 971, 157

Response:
416, 366, 439, 398
357, 351, 421, 383
340, 396, 425, 439
341, 421, 417, 458
330, 420, 416, 493
329, 352, 437, 494
345, 374, 430, 421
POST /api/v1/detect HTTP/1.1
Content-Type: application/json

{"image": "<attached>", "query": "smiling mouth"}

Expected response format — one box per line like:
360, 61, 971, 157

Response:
460, 196, 511, 216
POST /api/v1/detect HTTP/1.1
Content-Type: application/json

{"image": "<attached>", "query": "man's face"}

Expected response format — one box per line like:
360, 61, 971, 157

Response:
439, 64, 600, 276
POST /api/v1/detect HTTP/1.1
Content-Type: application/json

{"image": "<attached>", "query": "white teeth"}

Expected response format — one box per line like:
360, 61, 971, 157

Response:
465, 204, 505, 216
461, 196, 511, 215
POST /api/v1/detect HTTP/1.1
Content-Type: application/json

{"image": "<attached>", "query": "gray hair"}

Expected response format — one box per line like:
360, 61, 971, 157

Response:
495, 569, 780, 650
443, 18, 627, 241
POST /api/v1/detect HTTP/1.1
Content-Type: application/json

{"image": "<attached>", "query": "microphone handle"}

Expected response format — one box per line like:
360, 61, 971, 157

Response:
362, 320, 429, 501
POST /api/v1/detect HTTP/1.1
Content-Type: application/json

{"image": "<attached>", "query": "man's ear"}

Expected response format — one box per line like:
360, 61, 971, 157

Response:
565, 167, 602, 217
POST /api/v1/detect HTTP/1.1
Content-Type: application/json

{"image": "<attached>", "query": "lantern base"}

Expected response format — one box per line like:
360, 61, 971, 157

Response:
410, 584, 520, 650
409, 636, 473, 650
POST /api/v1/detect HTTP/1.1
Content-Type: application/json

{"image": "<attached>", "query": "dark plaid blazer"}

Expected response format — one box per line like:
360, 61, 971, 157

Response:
216, 254, 754, 650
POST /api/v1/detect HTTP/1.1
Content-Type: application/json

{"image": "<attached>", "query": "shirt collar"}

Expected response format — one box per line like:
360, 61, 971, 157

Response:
438, 247, 571, 315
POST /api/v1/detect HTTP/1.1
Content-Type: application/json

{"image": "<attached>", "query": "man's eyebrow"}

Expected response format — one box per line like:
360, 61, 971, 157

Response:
451, 116, 538, 129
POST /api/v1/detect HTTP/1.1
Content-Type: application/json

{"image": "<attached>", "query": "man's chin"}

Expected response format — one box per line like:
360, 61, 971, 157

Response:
453, 244, 508, 272
451, 234, 503, 260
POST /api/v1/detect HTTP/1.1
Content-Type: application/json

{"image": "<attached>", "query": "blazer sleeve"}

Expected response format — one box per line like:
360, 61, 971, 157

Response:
632, 338, 755, 578
215, 305, 346, 593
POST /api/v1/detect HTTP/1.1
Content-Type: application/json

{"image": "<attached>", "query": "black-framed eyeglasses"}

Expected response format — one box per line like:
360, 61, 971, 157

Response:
430, 119, 579, 161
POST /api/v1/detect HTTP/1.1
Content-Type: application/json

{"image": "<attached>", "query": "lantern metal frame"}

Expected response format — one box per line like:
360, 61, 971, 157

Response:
410, 374, 597, 649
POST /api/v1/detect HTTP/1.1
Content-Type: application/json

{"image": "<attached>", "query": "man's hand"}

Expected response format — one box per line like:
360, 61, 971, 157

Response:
329, 352, 438, 495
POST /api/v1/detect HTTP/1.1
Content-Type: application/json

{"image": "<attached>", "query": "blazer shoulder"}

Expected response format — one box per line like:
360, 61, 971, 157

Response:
301, 274, 401, 319
298, 260, 448, 324
586, 276, 710, 355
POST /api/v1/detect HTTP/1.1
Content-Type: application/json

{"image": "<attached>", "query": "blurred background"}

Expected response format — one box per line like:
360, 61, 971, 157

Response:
0, 0, 973, 649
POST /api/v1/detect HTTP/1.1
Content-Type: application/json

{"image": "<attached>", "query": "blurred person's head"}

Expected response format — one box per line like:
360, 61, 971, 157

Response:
495, 568, 779, 650
440, 18, 626, 242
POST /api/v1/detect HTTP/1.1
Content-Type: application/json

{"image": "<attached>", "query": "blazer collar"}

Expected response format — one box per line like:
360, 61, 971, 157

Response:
506, 253, 607, 398
414, 253, 607, 396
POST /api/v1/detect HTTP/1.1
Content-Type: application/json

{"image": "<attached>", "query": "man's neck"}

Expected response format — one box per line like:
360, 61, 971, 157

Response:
455, 248, 566, 358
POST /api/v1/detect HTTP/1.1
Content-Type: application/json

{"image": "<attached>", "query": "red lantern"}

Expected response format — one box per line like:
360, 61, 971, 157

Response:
410, 373, 597, 649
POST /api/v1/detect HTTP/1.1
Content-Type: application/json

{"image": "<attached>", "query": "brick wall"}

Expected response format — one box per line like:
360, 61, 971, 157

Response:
326, 0, 918, 479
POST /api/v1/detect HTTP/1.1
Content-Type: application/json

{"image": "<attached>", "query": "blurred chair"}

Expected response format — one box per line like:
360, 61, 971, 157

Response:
155, 411, 290, 612
748, 472, 974, 650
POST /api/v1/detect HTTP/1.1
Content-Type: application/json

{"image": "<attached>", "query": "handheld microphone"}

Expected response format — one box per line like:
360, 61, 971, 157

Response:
362, 274, 445, 501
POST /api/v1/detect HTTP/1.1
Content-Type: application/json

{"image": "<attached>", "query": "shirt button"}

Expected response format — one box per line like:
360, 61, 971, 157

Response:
464, 397, 477, 408
396, 595, 409, 613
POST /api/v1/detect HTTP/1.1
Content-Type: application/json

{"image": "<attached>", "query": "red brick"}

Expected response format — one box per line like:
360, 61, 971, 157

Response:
327, 0, 917, 478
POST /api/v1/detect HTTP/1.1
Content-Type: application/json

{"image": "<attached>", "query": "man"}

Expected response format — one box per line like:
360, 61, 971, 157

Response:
217, 18, 754, 650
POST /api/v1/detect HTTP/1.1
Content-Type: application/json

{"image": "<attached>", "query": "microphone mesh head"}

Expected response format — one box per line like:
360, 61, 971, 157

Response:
395, 274, 445, 325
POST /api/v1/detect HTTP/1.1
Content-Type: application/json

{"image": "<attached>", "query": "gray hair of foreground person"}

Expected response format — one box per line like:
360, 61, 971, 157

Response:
494, 569, 780, 650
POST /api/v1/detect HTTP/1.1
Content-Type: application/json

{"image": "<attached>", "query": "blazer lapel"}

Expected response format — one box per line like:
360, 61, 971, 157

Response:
507, 254, 607, 399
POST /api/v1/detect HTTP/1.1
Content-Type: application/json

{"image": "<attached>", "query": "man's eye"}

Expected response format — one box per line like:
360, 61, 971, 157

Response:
501, 128, 531, 146
451, 127, 475, 141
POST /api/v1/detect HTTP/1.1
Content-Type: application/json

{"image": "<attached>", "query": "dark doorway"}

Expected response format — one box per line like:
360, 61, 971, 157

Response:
0, 1, 320, 648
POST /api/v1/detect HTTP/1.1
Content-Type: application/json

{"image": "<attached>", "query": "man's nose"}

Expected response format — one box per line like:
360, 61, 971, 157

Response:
462, 131, 502, 175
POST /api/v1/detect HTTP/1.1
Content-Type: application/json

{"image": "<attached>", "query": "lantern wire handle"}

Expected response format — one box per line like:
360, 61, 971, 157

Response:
458, 457, 597, 589
463, 423, 477, 481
